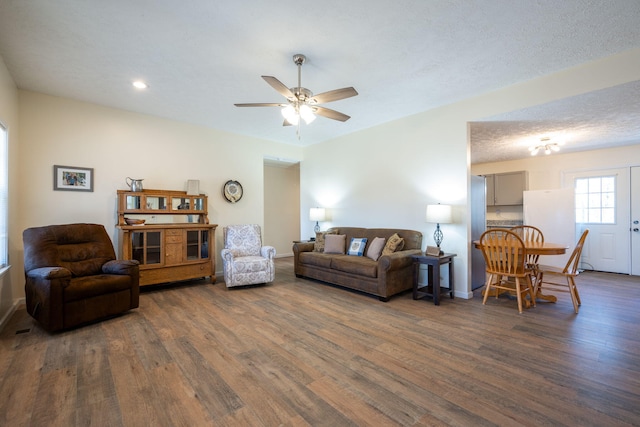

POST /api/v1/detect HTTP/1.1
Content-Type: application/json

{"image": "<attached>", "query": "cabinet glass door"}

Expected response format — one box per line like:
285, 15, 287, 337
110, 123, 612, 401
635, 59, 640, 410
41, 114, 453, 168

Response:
185, 230, 209, 260
132, 231, 162, 264
126, 195, 141, 210
193, 197, 204, 211
172, 197, 190, 210
146, 196, 167, 210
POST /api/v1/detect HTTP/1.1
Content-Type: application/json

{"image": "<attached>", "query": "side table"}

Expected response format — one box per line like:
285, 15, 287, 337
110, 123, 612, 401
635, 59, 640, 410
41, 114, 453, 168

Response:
412, 253, 456, 305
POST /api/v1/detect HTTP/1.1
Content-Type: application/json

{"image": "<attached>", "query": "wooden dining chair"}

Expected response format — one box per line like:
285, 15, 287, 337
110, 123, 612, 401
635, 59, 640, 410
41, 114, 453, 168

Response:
535, 229, 589, 313
510, 225, 544, 281
479, 229, 536, 313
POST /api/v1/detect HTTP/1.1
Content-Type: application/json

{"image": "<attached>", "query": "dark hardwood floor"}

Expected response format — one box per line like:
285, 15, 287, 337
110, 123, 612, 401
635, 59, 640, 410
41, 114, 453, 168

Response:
1, 257, 639, 426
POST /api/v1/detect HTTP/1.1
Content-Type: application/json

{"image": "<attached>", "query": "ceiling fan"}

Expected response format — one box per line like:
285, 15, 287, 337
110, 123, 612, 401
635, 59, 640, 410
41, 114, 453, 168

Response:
234, 54, 358, 128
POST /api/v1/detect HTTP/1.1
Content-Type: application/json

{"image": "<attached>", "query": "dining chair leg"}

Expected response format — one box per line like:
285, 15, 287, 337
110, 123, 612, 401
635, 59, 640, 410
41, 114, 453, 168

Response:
515, 277, 524, 314
527, 275, 536, 308
482, 273, 494, 305
568, 276, 580, 313
570, 276, 582, 306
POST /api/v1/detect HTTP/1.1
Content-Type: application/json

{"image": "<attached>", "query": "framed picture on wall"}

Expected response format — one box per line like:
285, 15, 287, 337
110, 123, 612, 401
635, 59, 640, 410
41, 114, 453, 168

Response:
53, 165, 94, 192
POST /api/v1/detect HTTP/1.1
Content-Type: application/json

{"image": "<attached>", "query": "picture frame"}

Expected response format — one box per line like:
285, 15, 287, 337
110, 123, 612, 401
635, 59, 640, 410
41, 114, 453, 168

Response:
53, 165, 94, 192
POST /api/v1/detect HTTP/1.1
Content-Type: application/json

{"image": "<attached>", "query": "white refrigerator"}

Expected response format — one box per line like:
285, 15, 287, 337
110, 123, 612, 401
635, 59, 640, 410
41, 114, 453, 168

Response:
523, 188, 575, 269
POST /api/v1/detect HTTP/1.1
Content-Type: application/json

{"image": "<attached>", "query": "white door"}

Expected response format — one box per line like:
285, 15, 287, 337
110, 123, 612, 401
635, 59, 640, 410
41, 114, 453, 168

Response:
564, 168, 629, 274
631, 166, 640, 276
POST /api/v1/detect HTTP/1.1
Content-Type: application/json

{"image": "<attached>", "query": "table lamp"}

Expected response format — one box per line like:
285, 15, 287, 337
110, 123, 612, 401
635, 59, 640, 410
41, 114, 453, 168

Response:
309, 207, 326, 233
426, 204, 452, 255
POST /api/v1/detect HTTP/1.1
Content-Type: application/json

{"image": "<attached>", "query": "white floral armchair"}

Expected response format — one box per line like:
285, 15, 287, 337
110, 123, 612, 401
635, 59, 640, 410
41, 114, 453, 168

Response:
221, 224, 276, 288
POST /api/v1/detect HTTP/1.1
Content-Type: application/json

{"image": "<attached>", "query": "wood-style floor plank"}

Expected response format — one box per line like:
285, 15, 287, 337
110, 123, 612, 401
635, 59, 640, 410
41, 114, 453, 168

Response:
1, 257, 639, 426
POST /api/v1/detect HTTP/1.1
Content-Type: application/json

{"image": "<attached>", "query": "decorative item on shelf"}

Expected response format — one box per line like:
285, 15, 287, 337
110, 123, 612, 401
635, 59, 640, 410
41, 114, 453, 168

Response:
529, 137, 562, 156
309, 207, 326, 233
187, 179, 200, 196
124, 218, 145, 226
125, 177, 144, 192
426, 203, 453, 255
223, 180, 243, 203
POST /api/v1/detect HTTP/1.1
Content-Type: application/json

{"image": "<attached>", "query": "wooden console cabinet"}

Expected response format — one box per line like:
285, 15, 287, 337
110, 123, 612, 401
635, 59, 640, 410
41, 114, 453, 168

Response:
116, 189, 217, 286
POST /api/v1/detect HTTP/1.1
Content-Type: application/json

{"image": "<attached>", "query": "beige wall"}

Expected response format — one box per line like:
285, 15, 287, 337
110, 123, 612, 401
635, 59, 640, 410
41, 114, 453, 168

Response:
264, 163, 300, 257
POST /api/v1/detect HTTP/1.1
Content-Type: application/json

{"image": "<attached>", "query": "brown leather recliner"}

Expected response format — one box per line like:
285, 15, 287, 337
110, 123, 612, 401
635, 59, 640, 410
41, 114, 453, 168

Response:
23, 223, 139, 332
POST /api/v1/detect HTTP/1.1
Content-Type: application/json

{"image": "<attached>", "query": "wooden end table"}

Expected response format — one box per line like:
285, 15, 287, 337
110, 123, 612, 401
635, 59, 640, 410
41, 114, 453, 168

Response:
412, 253, 456, 305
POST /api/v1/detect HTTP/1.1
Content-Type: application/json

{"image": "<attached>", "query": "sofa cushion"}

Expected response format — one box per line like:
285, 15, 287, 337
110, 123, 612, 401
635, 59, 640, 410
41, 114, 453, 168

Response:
324, 234, 346, 254
347, 237, 367, 256
299, 252, 333, 268
366, 237, 386, 261
382, 233, 405, 256
314, 230, 338, 252
330, 255, 378, 278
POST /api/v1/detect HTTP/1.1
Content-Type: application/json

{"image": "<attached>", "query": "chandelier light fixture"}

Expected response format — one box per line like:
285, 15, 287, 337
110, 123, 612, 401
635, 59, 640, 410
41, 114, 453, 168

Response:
529, 137, 561, 156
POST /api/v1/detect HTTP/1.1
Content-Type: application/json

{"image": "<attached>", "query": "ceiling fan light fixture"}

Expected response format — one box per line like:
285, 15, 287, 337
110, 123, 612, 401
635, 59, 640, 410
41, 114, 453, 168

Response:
281, 105, 299, 125
299, 104, 316, 124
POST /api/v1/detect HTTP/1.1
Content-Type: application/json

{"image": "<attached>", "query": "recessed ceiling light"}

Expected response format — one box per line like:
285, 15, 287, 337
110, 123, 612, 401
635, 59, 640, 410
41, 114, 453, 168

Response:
132, 81, 148, 89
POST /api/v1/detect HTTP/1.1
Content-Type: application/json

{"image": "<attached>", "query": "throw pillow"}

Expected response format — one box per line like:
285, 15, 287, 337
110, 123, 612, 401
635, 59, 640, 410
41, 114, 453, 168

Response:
324, 234, 346, 254
347, 237, 368, 256
381, 233, 405, 256
314, 230, 338, 252
366, 237, 386, 261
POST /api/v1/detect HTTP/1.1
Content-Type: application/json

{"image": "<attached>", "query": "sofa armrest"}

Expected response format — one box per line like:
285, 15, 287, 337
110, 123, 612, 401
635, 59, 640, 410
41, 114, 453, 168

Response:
378, 249, 423, 272
103, 259, 139, 276
292, 241, 314, 255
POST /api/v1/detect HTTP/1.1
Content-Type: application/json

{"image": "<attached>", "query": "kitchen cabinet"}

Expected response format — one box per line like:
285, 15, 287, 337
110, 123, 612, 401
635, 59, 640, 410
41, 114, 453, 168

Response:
485, 171, 527, 206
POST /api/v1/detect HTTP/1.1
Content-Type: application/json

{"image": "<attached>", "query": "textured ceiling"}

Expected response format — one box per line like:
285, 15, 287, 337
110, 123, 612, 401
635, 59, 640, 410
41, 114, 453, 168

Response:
0, 0, 639, 163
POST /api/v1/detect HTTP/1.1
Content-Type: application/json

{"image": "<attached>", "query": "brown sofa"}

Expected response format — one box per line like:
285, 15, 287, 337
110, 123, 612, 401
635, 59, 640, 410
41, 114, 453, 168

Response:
293, 227, 423, 301
23, 223, 140, 332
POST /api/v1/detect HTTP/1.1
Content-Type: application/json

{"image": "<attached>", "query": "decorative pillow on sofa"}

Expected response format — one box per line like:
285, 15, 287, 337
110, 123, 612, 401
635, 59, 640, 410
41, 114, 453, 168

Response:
366, 237, 386, 261
381, 233, 405, 256
347, 237, 368, 256
314, 230, 338, 252
324, 234, 346, 254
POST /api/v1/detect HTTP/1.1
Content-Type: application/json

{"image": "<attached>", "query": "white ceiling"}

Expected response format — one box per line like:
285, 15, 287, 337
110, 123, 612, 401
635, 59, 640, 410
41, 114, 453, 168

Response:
1, 1, 639, 164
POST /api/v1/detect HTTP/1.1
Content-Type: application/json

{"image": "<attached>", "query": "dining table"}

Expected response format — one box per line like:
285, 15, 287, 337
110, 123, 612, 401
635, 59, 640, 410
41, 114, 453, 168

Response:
472, 239, 569, 302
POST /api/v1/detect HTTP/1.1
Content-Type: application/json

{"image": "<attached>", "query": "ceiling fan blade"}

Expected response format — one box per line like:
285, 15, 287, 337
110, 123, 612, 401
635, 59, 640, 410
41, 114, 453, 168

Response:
311, 87, 358, 104
234, 103, 284, 107
262, 76, 294, 99
314, 106, 351, 122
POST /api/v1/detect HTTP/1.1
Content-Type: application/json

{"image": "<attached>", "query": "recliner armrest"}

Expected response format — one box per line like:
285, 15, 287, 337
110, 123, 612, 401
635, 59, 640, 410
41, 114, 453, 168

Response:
26, 266, 72, 280
103, 259, 139, 275
221, 248, 234, 262
261, 246, 276, 259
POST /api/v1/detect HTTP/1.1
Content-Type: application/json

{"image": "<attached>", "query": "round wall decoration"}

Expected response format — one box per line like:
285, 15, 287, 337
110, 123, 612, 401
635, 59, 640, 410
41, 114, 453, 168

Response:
223, 180, 243, 203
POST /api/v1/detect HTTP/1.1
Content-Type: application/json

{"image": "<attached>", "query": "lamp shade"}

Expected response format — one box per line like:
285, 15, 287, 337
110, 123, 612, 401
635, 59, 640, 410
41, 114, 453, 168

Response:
426, 204, 452, 224
309, 207, 326, 222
